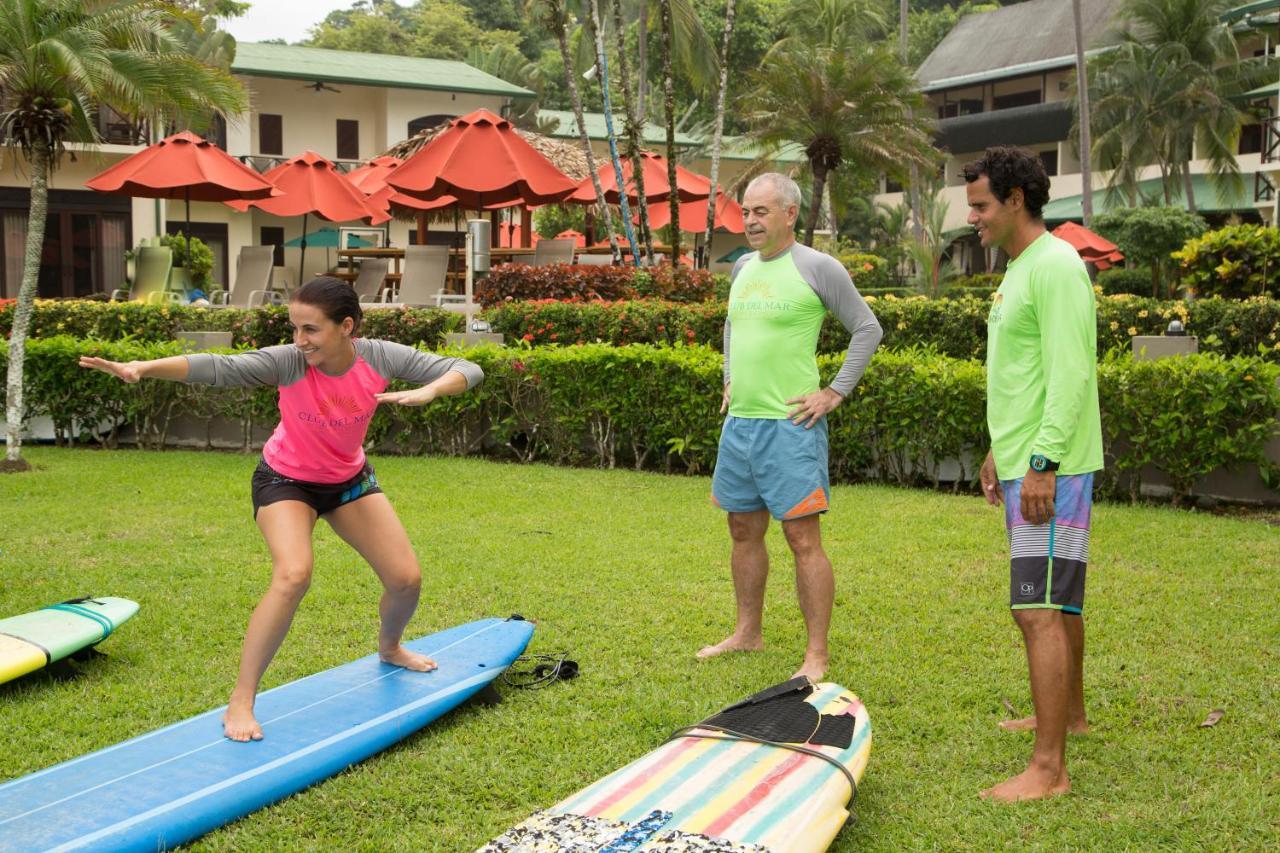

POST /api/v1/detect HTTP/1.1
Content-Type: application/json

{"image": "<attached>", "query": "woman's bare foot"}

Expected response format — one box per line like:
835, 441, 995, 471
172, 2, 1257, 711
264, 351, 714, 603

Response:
696, 635, 764, 659
380, 645, 438, 672
223, 696, 263, 742
792, 650, 829, 682
998, 715, 1090, 734
980, 765, 1070, 802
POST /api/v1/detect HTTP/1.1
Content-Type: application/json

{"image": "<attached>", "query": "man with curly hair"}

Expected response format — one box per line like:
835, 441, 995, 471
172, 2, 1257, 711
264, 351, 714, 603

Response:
964, 146, 1103, 802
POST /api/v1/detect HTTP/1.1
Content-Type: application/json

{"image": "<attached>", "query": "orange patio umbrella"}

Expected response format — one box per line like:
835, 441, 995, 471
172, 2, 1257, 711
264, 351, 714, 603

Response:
86, 130, 278, 238
1052, 221, 1124, 270
567, 151, 711, 205
642, 188, 745, 234
387, 109, 578, 209
228, 151, 389, 281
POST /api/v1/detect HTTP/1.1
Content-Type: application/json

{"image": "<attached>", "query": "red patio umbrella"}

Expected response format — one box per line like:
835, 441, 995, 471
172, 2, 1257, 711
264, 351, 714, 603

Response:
228, 151, 389, 281
387, 109, 577, 209
86, 130, 278, 238
554, 229, 585, 248
1052, 221, 1124, 269
567, 151, 711, 205
642, 188, 745, 234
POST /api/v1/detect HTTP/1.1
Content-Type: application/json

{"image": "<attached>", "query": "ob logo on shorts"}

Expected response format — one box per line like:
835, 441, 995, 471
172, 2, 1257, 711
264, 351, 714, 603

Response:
1019, 582, 1035, 596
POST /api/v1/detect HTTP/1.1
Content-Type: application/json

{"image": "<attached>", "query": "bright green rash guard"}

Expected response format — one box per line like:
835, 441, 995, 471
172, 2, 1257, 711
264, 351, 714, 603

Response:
724, 242, 882, 419
987, 231, 1103, 480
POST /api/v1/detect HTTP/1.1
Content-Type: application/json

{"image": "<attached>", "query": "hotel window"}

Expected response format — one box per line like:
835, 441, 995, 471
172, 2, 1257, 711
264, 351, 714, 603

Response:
259, 114, 282, 155
260, 226, 285, 267
337, 119, 359, 160
991, 90, 1041, 110
1038, 150, 1058, 176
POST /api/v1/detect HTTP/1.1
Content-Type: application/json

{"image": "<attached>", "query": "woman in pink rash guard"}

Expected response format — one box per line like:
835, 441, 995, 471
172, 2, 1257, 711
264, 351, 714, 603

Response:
80, 276, 484, 742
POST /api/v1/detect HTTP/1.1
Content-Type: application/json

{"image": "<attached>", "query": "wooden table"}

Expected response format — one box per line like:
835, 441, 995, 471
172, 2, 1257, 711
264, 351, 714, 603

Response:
336, 247, 540, 297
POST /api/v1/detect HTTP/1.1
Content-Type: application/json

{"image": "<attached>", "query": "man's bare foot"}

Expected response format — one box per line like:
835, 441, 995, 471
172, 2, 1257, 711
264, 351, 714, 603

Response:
223, 698, 263, 742
791, 651, 829, 682
380, 646, 438, 672
979, 766, 1070, 802
998, 715, 1090, 734
696, 635, 764, 659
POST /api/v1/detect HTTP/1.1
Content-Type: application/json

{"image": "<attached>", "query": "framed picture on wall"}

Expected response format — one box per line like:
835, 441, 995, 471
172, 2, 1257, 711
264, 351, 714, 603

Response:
338, 226, 387, 251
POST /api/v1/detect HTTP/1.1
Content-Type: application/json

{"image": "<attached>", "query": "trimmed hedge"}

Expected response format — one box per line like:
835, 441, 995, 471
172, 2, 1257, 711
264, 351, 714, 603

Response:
0, 300, 462, 349
6, 339, 1277, 503
475, 262, 720, 307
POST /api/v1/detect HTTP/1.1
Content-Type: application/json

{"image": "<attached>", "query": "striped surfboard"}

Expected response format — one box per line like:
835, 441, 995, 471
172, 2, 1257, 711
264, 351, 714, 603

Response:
0, 597, 138, 686
482, 681, 871, 853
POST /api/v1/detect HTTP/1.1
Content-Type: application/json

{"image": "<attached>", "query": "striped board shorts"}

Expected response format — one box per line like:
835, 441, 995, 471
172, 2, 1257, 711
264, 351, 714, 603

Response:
1001, 472, 1094, 613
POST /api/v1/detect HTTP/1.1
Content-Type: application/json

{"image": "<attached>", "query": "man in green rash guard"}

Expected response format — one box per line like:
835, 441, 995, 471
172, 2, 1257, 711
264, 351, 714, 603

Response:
700, 172, 883, 681
966, 146, 1103, 802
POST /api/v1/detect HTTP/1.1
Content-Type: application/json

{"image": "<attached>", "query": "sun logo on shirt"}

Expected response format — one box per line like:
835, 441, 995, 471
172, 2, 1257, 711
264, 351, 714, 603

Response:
317, 395, 361, 417
736, 280, 775, 301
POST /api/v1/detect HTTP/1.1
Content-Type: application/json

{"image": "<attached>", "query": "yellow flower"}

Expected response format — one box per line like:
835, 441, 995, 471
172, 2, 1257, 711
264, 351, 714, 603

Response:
1109, 321, 1119, 330
1244, 375, 1254, 382
896, 321, 907, 330
1127, 326, 1138, 336
1138, 309, 1148, 318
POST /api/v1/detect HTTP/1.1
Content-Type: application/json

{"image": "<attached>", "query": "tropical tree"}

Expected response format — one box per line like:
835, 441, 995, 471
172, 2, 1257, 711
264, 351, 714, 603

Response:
659, 0, 681, 263
742, 42, 937, 245
1072, 0, 1093, 227
0, 0, 247, 470
610, 0, 656, 263
906, 190, 957, 296
701, 0, 736, 268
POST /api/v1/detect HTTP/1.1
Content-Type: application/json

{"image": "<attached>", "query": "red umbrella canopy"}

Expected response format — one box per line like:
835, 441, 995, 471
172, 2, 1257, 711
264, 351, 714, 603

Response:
86, 131, 278, 202
1052, 221, 1124, 269
568, 151, 711, 205
346, 155, 402, 194
228, 151, 388, 224
387, 109, 577, 208
554, 229, 586, 248
642, 188, 745, 234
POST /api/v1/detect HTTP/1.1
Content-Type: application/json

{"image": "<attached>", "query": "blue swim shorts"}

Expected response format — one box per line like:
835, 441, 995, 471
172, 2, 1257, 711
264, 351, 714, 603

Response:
711, 415, 830, 521
1002, 472, 1095, 613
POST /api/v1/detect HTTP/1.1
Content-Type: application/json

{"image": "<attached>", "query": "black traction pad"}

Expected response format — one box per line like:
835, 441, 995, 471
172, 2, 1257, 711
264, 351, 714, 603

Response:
702, 677, 854, 749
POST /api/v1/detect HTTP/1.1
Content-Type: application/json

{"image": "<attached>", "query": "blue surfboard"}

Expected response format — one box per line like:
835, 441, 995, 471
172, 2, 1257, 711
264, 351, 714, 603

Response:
0, 616, 534, 852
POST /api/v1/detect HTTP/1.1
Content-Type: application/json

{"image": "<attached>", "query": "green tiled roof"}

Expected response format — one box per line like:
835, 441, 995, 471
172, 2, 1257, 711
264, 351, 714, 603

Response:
1042, 173, 1257, 221
231, 42, 533, 98
539, 110, 698, 147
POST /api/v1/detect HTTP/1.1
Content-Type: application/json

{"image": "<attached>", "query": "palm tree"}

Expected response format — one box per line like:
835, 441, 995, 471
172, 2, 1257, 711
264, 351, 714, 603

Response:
659, 0, 680, 264
702, 0, 736, 269
529, 0, 620, 256
1072, 0, 1094, 227
743, 42, 937, 246
900, 0, 923, 244
610, 0, 655, 263
0, 0, 246, 470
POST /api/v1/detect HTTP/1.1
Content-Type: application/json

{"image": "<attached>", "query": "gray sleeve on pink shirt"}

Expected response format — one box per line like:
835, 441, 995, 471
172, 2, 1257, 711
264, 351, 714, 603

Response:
790, 244, 883, 397
183, 345, 303, 387
354, 339, 484, 388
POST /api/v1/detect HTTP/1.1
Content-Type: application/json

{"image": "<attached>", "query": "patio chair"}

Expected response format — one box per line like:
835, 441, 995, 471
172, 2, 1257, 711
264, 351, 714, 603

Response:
112, 246, 178, 304
532, 238, 575, 266
271, 266, 297, 297
574, 253, 614, 266
390, 245, 458, 307
351, 257, 391, 303
212, 246, 280, 307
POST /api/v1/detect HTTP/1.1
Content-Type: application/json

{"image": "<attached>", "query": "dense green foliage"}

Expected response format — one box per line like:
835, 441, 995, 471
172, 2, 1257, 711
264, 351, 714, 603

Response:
1173, 224, 1280, 299
1091, 207, 1207, 297
5, 338, 1277, 502
476, 263, 720, 307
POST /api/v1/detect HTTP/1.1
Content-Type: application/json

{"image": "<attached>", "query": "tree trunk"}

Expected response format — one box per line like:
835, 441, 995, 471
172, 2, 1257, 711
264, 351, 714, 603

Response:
5, 141, 50, 469
702, 0, 736, 269
552, 0, 619, 259
900, 0, 923, 242
805, 163, 828, 246
660, 0, 680, 264
612, 0, 655, 264
638, 0, 648, 119
1182, 163, 1197, 214
1072, 0, 1094, 228
588, 0, 641, 264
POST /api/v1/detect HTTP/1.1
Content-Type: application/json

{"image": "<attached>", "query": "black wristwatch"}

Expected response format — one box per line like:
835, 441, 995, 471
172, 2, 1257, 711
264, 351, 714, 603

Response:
1029, 454, 1060, 473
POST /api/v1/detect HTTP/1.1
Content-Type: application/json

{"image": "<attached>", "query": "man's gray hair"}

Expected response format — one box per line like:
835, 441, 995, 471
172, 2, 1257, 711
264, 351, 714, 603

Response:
745, 172, 802, 210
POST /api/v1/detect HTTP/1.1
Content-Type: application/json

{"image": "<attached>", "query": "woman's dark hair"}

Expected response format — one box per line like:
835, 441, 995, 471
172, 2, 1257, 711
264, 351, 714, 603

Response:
961, 146, 1050, 220
292, 276, 362, 334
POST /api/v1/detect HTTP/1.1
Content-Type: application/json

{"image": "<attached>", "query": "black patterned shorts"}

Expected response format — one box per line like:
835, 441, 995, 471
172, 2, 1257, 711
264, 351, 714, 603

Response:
251, 459, 382, 518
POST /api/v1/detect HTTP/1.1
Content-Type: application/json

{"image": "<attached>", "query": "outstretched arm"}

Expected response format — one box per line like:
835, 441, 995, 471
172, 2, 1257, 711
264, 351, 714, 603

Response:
374, 369, 469, 406
79, 355, 190, 384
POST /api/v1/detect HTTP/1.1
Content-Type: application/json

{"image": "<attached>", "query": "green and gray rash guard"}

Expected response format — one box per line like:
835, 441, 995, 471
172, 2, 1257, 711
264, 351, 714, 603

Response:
724, 242, 883, 419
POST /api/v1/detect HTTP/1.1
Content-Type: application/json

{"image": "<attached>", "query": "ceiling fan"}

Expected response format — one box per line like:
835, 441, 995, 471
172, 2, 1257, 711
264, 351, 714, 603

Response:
303, 81, 341, 93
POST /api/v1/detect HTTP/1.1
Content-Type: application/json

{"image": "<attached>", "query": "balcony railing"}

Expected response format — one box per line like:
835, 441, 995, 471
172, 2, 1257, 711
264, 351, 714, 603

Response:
1255, 170, 1275, 203
1263, 115, 1280, 164
237, 155, 364, 174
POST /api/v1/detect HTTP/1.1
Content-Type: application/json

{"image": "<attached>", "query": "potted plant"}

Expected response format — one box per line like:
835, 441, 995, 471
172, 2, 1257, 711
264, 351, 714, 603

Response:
160, 232, 214, 298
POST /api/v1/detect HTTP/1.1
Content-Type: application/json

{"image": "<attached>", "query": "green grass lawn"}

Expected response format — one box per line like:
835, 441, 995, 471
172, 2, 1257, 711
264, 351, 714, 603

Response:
2, 447, 1277, 851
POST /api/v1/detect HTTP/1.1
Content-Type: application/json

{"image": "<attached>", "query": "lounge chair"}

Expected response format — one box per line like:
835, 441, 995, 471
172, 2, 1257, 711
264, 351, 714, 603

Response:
532, 238, 576, 266
389, 245, 458, 307
351, 258, 391, 303
113, 246, 178, 304
212, 246, 280, 307
574, 253, 614, 266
